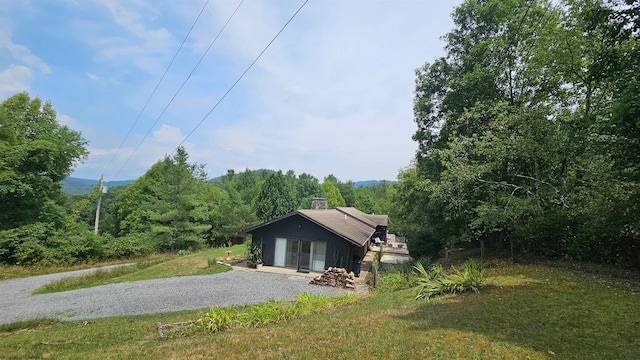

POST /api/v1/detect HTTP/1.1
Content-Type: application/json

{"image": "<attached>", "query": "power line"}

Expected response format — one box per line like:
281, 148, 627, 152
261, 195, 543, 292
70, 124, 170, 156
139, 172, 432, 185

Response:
102, 0, 211, 178
174, 0, 310, 152
110, 0, 246, 181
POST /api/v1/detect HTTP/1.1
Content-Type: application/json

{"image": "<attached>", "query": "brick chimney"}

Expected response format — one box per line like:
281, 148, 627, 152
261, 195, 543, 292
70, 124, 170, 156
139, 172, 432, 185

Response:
311, 198, 328, 210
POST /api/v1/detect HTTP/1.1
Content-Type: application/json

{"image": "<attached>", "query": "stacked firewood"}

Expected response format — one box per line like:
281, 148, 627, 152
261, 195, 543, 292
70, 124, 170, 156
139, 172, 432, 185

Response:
309, 267, 356, 289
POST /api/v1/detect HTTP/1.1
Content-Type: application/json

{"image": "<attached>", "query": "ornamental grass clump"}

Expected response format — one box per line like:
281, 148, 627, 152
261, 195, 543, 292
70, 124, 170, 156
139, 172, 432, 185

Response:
164, 292, 361, 337
194, 306, 233, 333
414, 260, 485, 300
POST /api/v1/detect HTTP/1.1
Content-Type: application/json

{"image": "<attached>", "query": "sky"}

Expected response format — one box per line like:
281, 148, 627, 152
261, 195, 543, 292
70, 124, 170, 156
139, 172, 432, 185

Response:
0, 0, 461, 182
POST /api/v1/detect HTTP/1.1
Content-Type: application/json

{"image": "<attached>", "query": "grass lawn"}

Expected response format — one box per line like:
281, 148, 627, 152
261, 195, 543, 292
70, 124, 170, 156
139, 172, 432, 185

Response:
32, 245, 247, 294
0, 255, 167, 281
1, 261, 638, 359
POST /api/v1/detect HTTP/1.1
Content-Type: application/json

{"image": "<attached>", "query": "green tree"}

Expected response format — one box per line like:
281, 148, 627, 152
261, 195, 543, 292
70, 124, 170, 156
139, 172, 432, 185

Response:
254, 171, 297, 221
0, 92, 88, 229
295, 173, 321, 209
399, 0, 640, 266
113, 147, 211, 252
337, 181, 356, 207
354, 187, 382, 214
205, 183, 258, 246
321, 180, 346, 208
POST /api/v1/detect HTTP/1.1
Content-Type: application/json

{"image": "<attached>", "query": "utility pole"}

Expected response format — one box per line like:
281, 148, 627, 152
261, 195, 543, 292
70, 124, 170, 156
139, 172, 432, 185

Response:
94, 175, 106, 235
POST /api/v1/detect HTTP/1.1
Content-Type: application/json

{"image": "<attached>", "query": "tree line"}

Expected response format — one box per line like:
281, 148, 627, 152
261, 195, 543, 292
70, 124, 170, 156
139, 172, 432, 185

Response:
393, 0, 639, 268
2, 0, 638, 269
0, 94, 392, 265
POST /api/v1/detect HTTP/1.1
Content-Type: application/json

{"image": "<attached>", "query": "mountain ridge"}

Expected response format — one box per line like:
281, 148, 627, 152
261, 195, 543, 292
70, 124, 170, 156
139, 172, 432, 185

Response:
62, 173, 396, 195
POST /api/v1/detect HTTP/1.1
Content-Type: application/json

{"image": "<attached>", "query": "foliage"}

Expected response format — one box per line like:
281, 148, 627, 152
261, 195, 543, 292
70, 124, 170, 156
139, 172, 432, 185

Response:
394, 0, 640, 267
414, 260, 485, 300
320, 180, 346, 207
245, 241, 262, 264
103, 233, 154, 259
375, 272, 415, 293
254, 170, 297, 221
194, 306, 233, 333
177, 293, 361, 337
0, 221, 110, 266
111, 147, 212, 253
294, 172, 321, 209
0, 93, 88, 230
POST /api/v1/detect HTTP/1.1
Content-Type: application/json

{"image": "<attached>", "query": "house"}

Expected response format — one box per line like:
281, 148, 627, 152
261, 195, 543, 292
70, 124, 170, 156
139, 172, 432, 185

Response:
242, 201, 388, 274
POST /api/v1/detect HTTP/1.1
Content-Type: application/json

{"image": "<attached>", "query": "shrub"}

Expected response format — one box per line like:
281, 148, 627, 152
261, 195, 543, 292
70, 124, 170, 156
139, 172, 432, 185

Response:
375, 272, 414, 293
104, 234, 154, 259
194, 306, 233, 333
0, 222, 52, 265
414, 260, 485, 300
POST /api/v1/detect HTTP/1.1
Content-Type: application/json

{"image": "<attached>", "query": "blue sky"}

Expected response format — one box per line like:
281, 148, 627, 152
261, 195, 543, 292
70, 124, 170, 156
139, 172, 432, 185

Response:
1, 0, 460, 182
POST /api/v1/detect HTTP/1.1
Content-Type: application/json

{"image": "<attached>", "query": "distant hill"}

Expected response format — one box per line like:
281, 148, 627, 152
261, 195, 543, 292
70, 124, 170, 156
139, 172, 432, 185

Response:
354, 180, 397, 188
208, 169, 276, 184
61, 177, 134, 195
63, 172, 394, 195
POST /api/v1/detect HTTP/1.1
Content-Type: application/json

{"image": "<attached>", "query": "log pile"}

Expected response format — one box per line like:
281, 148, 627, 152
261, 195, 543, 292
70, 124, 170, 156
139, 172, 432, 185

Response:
309, 267, 356, 289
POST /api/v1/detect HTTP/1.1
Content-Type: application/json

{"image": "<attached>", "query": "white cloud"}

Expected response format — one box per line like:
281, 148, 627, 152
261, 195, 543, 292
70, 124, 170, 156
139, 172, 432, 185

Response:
65, 0, 460, 181
177, 0, 456, 181
0, 24, 51, 74
57, 114, 76, 127
0, 65, 32, 98
153, 124, 183, 143
86, 72, 99, 81
75, 0, 176, 74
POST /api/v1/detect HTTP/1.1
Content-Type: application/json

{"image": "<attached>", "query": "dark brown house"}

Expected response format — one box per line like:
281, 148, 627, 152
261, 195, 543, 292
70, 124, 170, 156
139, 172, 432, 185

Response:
242, 207, 388, 273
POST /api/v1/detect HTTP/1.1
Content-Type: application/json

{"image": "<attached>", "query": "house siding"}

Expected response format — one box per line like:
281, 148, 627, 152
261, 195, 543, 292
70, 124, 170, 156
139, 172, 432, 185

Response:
249, 213, 363, 272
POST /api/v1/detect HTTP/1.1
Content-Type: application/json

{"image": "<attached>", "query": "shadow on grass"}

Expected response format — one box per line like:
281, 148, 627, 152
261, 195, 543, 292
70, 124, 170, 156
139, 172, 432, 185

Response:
393, 265, 640, 360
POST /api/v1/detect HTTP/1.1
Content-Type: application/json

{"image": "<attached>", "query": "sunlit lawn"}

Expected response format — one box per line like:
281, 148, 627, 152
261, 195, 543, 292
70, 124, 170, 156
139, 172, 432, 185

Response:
1, 261, 638, 359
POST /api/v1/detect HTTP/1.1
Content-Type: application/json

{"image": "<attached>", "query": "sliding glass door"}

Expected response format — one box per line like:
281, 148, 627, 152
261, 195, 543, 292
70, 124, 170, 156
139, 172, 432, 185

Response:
285, 239, 299, 268
299, 241, 311, 272
274, 238, 326, 272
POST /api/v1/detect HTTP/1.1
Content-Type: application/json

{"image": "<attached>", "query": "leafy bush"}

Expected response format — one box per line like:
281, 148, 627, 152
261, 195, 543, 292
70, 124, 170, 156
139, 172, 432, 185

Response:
0, 222, 52, 265
414, 260, 485, 300
104, 234, 154, 259
375, 272, 415, 293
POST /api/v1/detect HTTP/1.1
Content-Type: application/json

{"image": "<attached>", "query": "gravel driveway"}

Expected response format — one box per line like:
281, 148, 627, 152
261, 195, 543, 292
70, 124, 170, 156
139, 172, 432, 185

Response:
0, 266, 346, 325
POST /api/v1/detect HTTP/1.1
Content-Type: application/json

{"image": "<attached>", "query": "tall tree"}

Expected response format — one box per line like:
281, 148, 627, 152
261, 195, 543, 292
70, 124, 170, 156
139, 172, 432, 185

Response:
321, 180, 346, 208
337, 180, 356, 207
254, 171, 297, 221
113, 147, 211, 252
295, 173, 321, 209
0, 92, 88, 230
398, 0, 640, 266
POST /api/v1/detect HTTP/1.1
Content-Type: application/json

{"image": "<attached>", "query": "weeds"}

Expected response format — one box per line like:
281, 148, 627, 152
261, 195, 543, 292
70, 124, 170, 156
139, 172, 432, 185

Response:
414, 260, 485, 300
375, 272, 415, 293
165, 293, 361, 337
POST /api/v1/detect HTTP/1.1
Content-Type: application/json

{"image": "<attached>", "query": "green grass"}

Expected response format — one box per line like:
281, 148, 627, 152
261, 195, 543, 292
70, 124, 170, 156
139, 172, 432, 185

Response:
0, 254, 167, 281
1, 261, 638, 359
32, 245, 246, 294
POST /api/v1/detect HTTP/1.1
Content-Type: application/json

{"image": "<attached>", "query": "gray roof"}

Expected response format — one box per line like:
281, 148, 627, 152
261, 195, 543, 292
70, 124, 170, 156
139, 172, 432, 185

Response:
243, 207, 388, 247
